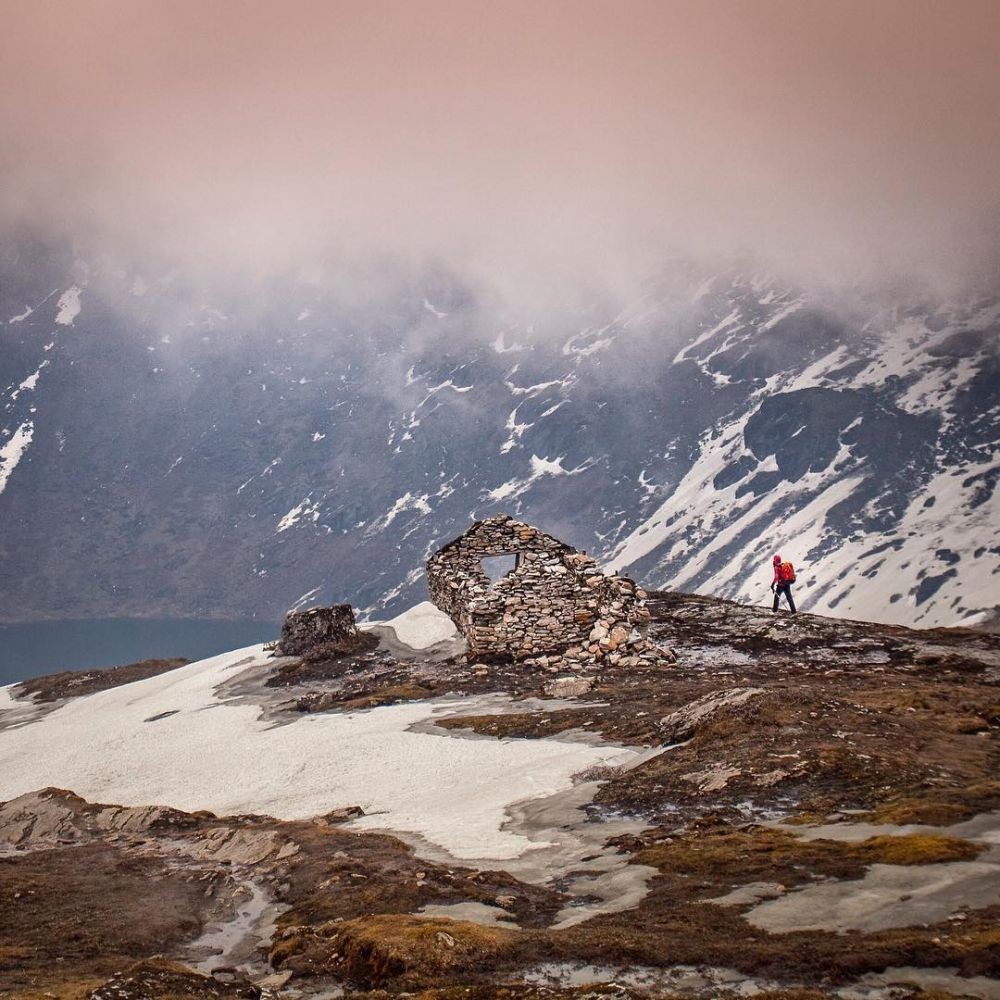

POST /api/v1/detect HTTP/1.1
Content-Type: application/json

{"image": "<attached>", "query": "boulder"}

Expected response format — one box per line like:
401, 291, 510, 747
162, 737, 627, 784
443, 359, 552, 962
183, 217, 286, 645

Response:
543, 676, 594, 698
274, 604, 374, 659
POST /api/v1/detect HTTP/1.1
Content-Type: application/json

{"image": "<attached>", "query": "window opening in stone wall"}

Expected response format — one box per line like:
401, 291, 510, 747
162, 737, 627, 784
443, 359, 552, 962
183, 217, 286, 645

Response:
481, 553, 520, 586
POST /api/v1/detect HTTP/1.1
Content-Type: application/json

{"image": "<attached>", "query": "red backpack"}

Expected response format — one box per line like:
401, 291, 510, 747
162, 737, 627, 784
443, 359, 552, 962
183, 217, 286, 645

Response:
779, 561, 796, 583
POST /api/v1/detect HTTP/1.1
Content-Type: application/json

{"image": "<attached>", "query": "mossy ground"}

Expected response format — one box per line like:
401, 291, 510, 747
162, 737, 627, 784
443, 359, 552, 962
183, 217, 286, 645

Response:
273, 819, 561, 932
272, 915, 518, 987
4, 591, 998, 997
0, 844, 221, 996
860, 781, 1000, 825
629, 824, 982, 884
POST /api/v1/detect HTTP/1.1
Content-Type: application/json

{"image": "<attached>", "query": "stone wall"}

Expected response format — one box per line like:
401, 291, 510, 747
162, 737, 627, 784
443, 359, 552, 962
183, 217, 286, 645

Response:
426, 514, 668, 670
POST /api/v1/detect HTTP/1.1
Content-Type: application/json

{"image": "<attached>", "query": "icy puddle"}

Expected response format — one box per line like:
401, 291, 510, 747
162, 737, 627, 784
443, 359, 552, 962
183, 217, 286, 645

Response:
0, 644, 641, 861
748, 812, 1000, 933
189, 879, 278, 973
521, 962, 1000, 999
522, 963, 786, 995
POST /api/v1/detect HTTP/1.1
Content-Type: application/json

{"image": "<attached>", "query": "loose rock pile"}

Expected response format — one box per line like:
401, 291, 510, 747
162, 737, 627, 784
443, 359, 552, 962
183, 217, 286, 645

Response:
427, 514, 672, 671
273, 604, 373, 659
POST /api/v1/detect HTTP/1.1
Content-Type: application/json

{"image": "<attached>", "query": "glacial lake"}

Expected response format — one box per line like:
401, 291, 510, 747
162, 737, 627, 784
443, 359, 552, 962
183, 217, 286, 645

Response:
0, 618, 282, 686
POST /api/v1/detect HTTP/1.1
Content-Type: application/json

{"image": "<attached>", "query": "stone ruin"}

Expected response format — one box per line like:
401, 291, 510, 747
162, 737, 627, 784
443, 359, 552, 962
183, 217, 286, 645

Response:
273, 603, 376, 659
427, 513, 669, 671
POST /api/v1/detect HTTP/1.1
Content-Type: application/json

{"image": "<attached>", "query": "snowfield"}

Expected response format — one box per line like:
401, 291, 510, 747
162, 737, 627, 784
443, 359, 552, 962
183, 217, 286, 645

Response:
0, 643, 637, 861
376, 600, 459, 649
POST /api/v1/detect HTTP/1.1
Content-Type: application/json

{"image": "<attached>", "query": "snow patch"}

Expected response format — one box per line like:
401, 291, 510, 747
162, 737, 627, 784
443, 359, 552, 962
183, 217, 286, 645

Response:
530, 455, 571, 477
504, 374, 574, 397
500, 408, 532, 454
487, 454, 586, 503
673, 309, 741, 363
0, 645, 638, 860
374, 491, 433, 531
760, 296, 803, 331
288, 586, 323, 613
8, 362, 49, 403
0, 684, 16, 711
277, 497, 322, 533
55, 287, 82, 326
0, 421, 34, 496
562, 331, 615, 359
423, 298, 448, 319
371, 601, 458, 649
8, 288, 59, 325
491, 331, 528, 354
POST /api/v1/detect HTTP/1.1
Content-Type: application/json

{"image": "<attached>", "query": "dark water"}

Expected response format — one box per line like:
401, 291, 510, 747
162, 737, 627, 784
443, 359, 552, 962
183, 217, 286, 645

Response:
0, 618, 282, 686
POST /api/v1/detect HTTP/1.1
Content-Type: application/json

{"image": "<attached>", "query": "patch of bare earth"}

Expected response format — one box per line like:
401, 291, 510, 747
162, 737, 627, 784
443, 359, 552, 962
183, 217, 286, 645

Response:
14, 658, 191, 703
0, 843, 218, 997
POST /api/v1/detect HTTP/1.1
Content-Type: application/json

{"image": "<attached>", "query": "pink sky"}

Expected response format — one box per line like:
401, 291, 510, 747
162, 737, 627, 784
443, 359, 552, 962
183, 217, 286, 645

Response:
2, 0, 998, 291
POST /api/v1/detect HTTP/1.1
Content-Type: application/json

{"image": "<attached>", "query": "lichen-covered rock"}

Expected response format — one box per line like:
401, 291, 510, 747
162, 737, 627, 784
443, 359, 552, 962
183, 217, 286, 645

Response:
426, 514, 668, 670
658, 687, 766, 740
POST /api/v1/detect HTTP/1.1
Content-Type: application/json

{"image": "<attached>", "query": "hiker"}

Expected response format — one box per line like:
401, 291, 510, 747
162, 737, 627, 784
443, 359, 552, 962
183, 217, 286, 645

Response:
771, 554, 797, 613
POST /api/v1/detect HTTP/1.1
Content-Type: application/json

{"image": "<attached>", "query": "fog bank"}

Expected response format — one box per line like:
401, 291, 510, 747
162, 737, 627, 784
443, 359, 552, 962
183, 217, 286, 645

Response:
2, 0, 999, 302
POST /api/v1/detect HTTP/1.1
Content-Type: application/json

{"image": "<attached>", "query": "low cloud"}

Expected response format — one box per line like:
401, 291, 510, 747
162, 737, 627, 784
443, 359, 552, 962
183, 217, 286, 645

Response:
2, 0, 999, 305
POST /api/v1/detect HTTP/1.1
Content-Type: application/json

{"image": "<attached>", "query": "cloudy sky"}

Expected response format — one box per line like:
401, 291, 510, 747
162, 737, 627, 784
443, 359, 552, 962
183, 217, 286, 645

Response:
2, 0, 998, 294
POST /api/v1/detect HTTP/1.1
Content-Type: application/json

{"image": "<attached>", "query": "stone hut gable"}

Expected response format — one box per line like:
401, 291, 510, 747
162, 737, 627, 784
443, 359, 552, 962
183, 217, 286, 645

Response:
426, 513, 659, 669
432, 514, 573, 559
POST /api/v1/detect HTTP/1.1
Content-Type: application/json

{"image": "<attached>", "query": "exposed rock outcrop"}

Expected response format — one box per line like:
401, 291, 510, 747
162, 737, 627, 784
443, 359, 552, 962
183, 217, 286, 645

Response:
0, 788, 299, 866
88, 959, 262, 999
658, 687, 766, 741
273, 604, 376, 659
0, 787, 200, 851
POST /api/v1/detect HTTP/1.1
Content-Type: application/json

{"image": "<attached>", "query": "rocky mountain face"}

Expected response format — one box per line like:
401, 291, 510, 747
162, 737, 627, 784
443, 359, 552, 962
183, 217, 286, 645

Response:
1, 231, 997, 626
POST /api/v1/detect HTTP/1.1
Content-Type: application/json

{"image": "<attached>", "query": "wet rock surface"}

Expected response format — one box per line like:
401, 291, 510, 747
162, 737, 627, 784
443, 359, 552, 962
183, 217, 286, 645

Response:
2, 590, 999, 998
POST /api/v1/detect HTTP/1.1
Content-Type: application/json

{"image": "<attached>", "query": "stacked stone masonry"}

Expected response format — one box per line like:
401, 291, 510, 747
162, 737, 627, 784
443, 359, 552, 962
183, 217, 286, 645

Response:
427, 514, 672, 671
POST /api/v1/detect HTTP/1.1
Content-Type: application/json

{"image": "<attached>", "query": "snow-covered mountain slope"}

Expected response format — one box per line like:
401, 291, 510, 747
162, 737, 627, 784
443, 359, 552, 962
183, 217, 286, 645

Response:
604, 284, 1000, 626
1, 233, 997, 627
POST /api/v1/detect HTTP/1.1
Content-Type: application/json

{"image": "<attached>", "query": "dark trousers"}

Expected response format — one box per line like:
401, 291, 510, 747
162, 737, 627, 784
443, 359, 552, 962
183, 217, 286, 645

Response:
773, 582, 796, 612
